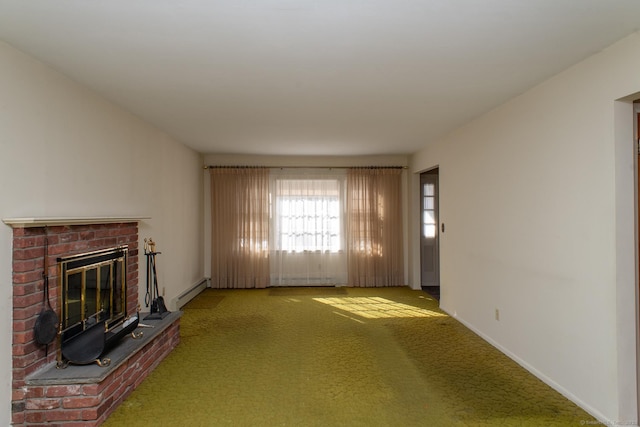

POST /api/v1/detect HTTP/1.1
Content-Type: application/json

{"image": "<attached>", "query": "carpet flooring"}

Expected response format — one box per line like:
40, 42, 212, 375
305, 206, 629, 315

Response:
103, 287, 596, 426
421, 286, 440, 301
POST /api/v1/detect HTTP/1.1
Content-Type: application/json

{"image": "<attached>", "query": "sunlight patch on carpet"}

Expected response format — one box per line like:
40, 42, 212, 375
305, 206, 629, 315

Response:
313, 296, 447, 319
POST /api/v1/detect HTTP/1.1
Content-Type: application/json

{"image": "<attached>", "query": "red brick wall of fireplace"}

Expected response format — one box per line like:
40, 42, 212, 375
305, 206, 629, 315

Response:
12, 222, 140, 424
12, 223, 139, 382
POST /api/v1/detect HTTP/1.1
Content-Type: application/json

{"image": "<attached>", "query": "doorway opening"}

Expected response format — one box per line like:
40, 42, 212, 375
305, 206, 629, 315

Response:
420, 168, 440, 300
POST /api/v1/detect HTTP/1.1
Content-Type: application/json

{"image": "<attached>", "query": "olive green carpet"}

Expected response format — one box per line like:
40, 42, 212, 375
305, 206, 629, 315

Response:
104, 287, 596, 426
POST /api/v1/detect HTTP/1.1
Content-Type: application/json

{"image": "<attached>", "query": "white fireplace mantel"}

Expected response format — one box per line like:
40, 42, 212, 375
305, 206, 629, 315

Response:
2, 216, 150, 228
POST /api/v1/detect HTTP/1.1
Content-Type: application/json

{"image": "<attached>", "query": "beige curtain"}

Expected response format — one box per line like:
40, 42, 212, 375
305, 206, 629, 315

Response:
347, 168, 404, 287
210, 168, 270, 288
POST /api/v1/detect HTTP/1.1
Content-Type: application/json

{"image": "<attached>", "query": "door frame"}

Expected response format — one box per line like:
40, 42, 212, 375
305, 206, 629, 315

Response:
611, 96, 640, 424
419, 167, 440, 289
635, 100, 640, 423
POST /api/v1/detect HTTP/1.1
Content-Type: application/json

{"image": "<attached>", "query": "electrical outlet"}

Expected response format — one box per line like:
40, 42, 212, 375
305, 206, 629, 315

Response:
495, 309, 500, 321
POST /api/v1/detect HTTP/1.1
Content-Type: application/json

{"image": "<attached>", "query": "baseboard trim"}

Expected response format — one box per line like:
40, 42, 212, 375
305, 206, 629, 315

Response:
439, 305, 613, 426
173, 278, 209, 310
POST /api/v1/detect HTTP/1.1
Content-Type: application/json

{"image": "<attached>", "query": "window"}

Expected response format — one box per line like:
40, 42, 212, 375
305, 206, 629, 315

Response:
422, 182, 436, 238
269, 170, 348, 286
272, 176, 345, 253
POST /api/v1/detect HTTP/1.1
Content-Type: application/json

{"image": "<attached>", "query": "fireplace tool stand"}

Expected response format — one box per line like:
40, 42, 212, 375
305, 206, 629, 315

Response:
144, 238, 170, 320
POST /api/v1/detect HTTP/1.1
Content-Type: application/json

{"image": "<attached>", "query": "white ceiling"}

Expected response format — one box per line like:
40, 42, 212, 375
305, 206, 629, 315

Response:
1, 1, 640, 156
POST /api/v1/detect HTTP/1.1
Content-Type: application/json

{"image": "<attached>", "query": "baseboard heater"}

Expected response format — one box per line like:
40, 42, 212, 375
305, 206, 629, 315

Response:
173, 278, 209, 310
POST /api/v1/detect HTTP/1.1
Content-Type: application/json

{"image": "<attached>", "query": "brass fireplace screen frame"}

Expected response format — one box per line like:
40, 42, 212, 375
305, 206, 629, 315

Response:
58, 246, 128, 344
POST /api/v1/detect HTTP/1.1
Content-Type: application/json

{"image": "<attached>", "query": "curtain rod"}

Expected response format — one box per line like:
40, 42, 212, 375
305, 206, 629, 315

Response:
203, 165, 407, 170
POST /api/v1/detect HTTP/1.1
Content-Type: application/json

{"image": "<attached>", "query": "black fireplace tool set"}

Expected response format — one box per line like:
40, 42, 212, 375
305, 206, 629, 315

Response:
144, 238, 170, 320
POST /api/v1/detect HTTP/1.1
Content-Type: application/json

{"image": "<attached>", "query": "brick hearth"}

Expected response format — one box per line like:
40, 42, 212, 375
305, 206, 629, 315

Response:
10, 222, 180, 426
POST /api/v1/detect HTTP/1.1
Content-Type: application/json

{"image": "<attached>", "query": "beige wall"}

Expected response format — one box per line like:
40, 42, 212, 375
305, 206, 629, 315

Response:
410, 32, 640, 424
0, 41, 204, 424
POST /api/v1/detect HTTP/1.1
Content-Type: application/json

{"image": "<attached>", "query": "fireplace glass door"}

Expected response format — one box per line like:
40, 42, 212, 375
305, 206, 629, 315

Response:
59, 247, 127, 338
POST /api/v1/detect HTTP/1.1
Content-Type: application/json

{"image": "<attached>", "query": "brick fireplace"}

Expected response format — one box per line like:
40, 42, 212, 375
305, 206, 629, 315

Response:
8, 219, 181, 426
